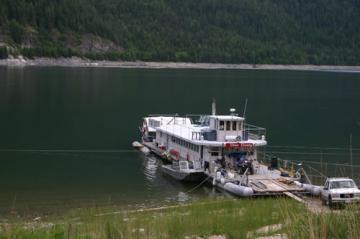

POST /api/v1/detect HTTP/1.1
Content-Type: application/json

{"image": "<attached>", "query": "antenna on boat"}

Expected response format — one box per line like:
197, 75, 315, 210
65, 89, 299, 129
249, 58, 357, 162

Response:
242, 98, 248, 118
212, 98, 216, 115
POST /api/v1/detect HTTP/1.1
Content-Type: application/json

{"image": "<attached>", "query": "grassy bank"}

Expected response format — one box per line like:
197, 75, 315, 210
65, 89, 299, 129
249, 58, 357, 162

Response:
0, 198, 359, 239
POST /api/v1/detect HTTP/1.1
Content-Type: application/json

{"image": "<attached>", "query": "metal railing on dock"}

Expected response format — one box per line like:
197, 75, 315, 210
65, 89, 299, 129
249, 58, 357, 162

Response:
258, 145, 360, 185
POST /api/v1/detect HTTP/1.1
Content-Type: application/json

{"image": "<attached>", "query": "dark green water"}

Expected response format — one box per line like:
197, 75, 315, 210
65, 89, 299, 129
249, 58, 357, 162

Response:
0, 67, 359, 214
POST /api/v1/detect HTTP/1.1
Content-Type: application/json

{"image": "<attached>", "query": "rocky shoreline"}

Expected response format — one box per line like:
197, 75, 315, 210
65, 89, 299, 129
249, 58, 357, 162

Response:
1, 57, 360, 73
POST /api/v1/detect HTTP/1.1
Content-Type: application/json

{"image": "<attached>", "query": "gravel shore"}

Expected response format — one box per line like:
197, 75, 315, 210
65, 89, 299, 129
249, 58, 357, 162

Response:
1, 57, 360, 73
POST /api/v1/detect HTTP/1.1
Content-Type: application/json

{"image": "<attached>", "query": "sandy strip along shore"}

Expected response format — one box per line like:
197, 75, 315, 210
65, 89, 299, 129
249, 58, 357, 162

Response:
1, 57, 360, 73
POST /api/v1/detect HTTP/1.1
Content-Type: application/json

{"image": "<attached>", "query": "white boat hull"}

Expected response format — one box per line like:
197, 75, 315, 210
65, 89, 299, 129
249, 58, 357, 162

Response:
161, 165, 205, 182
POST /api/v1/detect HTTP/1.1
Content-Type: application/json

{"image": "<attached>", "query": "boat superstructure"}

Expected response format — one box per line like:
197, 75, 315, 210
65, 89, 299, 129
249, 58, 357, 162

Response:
137, 101, 267, 182
155, 113, 267, 176
133, 101, 310, 197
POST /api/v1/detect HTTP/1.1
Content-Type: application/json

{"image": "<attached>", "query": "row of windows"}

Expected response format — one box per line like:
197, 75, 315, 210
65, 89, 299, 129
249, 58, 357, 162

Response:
210, 147, 220, 156
219, 121, 241, 131
171, 136, 200, 152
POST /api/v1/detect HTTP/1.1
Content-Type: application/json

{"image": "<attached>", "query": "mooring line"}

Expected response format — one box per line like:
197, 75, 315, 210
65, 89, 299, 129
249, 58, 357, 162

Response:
186, 174, 212, 193
265, 150, 360, 156
305, 165, 327, 179
267, 145, 360, 151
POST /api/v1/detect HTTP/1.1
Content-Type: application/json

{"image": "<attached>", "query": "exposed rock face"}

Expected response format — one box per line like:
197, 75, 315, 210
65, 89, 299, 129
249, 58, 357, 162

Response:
78, 34, 123, 54
2, 30, 123, 56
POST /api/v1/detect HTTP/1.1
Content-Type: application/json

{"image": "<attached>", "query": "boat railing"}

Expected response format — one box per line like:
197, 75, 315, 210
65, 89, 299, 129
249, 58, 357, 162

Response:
148, 114, 193, 125
244, 123, 266, 140
149, 113, 180, 117
185, 114, 209, 126
160, 123, 202, 141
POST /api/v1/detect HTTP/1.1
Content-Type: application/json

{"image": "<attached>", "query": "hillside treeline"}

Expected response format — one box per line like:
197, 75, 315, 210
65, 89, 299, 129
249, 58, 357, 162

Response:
0, 0, 359, 65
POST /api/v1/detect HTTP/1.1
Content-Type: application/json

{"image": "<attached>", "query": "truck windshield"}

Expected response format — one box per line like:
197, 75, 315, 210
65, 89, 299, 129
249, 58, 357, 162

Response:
330, 180, 355, 189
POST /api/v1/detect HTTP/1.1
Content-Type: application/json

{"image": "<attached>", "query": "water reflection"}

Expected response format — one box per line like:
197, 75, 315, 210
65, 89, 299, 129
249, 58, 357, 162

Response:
142, 154, 158, 183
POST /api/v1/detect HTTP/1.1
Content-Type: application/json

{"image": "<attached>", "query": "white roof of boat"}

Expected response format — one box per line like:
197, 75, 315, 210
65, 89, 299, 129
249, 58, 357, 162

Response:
209, 115, 245, 121
145, 116, 191, 123
145, 116, 192, 131
157, 124, 203, 138
157, 123, 266, 147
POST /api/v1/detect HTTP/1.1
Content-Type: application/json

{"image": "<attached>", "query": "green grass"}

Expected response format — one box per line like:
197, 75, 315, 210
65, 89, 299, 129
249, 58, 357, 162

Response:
282, 202, 360, 239
0, 198, 359, 239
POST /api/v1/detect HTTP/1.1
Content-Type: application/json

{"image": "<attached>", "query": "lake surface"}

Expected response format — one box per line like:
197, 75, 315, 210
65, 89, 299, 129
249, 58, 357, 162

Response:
0, 67, 359, 214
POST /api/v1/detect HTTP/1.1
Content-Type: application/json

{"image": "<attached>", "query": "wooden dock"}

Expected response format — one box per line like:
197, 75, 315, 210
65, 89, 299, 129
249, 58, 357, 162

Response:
249, 163, 305, 196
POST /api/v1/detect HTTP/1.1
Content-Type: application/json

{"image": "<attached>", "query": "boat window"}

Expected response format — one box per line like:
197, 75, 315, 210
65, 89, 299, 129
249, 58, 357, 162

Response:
232, 121, 237, 131
238, 122, 242, 131
179, 161, 189, 170
211, 151, 219, 156
210, 147, 219, 156
226, 121, 231, 131
219, 121, 224, 130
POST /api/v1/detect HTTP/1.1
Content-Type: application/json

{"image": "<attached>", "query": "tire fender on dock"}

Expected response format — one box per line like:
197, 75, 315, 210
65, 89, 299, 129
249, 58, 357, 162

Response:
224, 182, 254, 197
294, 181, 321, 196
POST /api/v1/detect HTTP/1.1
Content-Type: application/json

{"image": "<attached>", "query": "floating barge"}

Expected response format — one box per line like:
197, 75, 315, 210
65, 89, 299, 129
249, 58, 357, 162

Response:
206, 161, 307, 197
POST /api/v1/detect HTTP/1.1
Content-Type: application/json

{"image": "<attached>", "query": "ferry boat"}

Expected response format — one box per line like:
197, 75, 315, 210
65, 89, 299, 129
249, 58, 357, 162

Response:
135, 101, 267, 183
133, 101, 319, 198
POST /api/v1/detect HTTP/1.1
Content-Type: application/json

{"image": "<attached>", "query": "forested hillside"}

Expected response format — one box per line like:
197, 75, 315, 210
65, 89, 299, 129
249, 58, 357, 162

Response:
0, 0, 359, 65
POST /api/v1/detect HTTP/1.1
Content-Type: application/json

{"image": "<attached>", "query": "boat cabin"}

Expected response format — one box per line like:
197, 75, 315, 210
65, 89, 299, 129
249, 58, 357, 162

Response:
141, 116, 192, 141
152, 112, 266, 173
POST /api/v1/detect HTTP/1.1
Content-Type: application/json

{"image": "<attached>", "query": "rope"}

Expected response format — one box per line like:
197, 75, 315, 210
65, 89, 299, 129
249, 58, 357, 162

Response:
259, 152, 360, 168
264, 151, 360, 156
299, 160, 360, 168
267, 145, 360, 151
305, 164, 327, 180
186, 174, 212, 193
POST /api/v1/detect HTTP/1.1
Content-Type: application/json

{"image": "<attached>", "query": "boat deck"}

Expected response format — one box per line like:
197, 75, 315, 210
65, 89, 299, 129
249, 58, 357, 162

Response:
248, 163, 305, 195
140, 142, 306, 197
206, 162, 306, 197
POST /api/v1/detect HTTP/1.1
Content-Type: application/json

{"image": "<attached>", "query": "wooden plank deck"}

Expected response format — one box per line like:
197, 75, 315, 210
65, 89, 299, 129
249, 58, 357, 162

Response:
248, 163, 305, 194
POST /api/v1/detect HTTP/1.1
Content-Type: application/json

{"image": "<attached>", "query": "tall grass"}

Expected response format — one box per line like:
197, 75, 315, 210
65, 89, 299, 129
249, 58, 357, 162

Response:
0, 198, 289, 239
0, 198, 359, 239
282, 202, 360, 239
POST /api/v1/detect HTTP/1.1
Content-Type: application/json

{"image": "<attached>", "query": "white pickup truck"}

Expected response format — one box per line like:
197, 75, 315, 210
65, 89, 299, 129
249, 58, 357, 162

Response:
320, 177, 360, 208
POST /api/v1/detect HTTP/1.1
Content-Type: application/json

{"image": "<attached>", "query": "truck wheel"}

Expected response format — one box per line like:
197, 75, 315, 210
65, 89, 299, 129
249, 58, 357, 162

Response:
328, 196, 333, 209
321, 197, 326, 206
